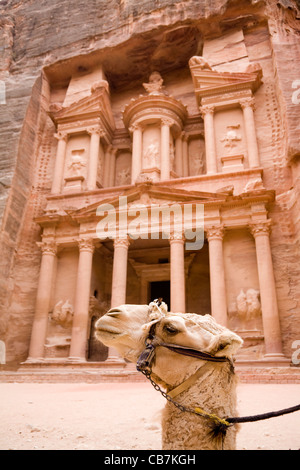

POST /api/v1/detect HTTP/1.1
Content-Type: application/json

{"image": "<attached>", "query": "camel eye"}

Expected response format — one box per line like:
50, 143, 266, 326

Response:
164, 324, 179, 335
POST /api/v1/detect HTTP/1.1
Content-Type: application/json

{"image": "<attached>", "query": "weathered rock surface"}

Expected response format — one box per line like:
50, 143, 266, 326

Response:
0, 0, 299, 366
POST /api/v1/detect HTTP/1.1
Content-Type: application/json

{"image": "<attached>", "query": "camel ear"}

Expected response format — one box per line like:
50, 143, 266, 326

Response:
207, 332, 243, 358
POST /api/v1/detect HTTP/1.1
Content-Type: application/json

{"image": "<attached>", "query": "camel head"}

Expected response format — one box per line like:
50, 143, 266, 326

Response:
95, 304, 151, 363
95, 304, 243, 385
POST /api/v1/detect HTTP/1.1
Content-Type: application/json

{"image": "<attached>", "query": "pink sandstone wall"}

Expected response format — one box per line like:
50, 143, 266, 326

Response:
0, 0, 299, 366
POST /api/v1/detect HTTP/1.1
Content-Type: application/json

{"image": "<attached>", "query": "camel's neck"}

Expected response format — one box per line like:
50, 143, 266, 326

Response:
180, 361, 236, 409
161, 361, 238, 450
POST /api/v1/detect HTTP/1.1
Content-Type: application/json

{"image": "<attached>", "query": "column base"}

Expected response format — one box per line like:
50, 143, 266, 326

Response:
263, 353, 289, 361
23, 357, 46, 364
68, 356, 86, 363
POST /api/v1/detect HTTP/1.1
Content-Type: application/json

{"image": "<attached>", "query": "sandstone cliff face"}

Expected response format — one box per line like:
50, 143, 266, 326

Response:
0, 0, 299, 365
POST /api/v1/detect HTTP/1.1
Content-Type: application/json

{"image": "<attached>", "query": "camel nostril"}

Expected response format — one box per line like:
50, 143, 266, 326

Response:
106, 309, 122, 317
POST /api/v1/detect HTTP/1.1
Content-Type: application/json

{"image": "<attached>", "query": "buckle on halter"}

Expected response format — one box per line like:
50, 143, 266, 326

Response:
136, 343, 156, 373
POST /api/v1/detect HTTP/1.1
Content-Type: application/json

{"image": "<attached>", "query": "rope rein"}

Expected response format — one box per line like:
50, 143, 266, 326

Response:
137, 300, 300, 437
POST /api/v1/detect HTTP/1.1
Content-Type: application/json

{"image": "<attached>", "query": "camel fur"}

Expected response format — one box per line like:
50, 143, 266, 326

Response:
95, 303, 243, 450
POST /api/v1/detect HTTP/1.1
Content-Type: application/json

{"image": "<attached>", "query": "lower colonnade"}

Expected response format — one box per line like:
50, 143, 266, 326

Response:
26, 218, 286, 366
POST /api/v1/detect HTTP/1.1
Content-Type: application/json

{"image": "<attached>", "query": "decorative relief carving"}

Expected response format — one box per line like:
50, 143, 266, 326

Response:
200, 104, 215, 117
38, 240, 57, 255
233, 288, 262, 332
189, 56, 213, 70
52, 299, 74, 328
170, 140, 175, 171
135, 172, 154, 183
220, 125, 242, 153
143, 141, 160, 168
129, 123, 143, 134
67, 149, 86, 177
189, 138, 205, 175
114, 237, 131, 249
78, 238, 95, 252
161, 117, 173, 127
143, 71, 165, 95
206, 225, 225, 241
116, 168, 131, 186
243, 179, 265, 192
87, 126, 105, 137
249, 220, 272, 237
169, 231, 185, 242
240, 97, 255, 110
236, 289, 261, 321
54, 131, 68, 142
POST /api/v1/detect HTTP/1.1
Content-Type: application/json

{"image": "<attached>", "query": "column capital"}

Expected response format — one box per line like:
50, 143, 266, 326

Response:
169, 231, 185, 243
113, 237, 131, 249
37, 239, 57, 256
129, 122, 143, 134
249, 220, 272, 238
87, 126, 105, 137
161, 117, 173, 127
181, 131, 189, 143
78, 238, 95, 253
54, 131, 68, 142
240, 97, 255, 110
206, 225, 225, 241
200, 104, 215, 117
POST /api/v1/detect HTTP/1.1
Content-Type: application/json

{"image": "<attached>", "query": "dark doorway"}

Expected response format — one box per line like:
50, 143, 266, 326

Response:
149, 281, 170, 310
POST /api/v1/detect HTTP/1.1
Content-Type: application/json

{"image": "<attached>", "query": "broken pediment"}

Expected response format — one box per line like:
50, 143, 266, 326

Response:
188, 56, 262, 104
48, 81, 115, 138
67, 182, 228, 220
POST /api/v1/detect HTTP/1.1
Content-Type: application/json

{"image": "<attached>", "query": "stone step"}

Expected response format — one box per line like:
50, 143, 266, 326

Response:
1, 364, 300, 384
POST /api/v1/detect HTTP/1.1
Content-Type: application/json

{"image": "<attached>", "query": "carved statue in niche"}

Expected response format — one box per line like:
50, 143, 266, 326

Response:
51, 300, 74, 328
193, 153, 204, 175
236, 288, 262, 330
143, 71, 165, 95
144, 141, 160, 168
97, 151, 103, 185
67, 149, 86, 177
170, 140, 175, 171
116, 168, 131, 186
189, 139, 205, 175
220, 125, 242, 153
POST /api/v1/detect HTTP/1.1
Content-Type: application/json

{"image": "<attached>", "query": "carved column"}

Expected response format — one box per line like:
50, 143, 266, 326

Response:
69, 238, 95, 361
170, 233, 185, 313
175, 135, 183, 177
249, 221, 284, 357
182, 133, 189, 177
51, 132, 68, 194
201, 105, 217, 175
130, 124, 143, 184
109, 147, 117, 187
207, 225, 227, 326
87, 127, 103, 190
28, 240, 57, 360
241, 98, 260, 168
103, 145, 111, 187
111, 238, 130, 308
160, 118, 172, 181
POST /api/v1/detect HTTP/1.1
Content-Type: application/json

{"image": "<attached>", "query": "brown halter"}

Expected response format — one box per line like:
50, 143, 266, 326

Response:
136, 319, 231, 375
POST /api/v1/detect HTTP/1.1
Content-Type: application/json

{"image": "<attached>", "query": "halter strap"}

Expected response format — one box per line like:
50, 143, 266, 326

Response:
167, 362, 212, 399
